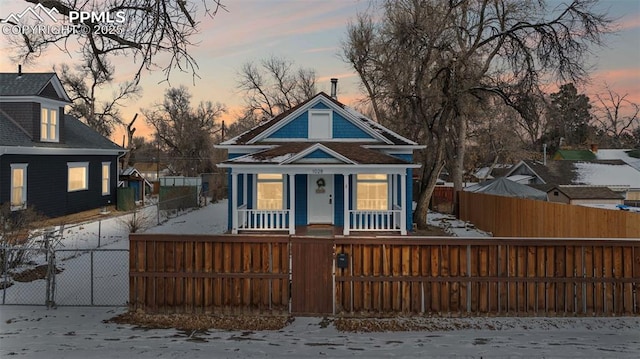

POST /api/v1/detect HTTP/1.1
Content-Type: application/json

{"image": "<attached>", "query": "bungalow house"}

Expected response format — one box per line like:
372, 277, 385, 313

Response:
216, 87, 424, 235
0, 70, 125, 218
505, 159, 640, 202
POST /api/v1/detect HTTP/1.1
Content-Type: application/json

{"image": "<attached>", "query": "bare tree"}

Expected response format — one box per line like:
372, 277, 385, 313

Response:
237, 56, 316, 119
56, 55, 140, 137
343, 0, 611, 228
4, 0, 225, 82
143, 86, 225, 176
593, 84, 640, 148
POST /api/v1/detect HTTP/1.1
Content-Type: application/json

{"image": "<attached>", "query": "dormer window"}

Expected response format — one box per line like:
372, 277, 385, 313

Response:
41, 106, 58, 142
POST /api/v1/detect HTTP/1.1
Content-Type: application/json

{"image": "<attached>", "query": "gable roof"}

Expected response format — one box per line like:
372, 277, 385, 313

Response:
465, 177, 548, 200
221, 92, 417, 146
0, 72, 70, 102
222, 142, 411, 166
508, 160, 640, 188
0, 112, 123, 153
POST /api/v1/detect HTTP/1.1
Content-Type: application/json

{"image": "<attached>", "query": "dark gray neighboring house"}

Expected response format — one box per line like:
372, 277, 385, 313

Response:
0, 70, 125, 218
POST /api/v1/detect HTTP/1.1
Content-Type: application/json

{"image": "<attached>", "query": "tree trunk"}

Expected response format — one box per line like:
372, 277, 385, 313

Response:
414, 138, 446, 229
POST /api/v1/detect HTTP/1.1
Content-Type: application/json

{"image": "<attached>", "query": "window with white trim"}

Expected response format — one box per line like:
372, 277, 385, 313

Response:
68, 162, 89, 192
256, 174, 283, 210
356, 174, 388, 210
101, 162, 111, 195
10, 164, 28, 211
41, 107, 59, 142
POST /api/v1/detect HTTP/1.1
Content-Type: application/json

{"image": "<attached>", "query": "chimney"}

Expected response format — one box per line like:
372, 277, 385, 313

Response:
590, 143, 598, 154
18, 64, 22, 77
330, 78, 338, 99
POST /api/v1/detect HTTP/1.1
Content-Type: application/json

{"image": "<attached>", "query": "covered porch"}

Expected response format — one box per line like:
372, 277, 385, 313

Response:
226, 166, 414, 236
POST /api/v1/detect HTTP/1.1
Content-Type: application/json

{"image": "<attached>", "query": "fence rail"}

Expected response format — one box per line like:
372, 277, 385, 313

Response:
129, 234, 640, 316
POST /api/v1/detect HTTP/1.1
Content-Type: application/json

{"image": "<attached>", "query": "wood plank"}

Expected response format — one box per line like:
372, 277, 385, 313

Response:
545, 246, 555, 314
622, 247, 633, 314
392, 245, 402, 311
555, 245, 566, 314
430, 246, 440, 312
372, 244, 382, 312
440, 245, 450, 313
613, 246, 623, 314
603, 246, 614, 314
478, 245, 488, 313
401, 245, 411, 312
449, 245, 460, 312
584, 246, 594, 314
363, 244, 373, 311
594, 246, 604, 314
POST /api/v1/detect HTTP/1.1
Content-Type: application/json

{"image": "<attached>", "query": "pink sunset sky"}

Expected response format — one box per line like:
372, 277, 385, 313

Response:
1, 0, 639, 143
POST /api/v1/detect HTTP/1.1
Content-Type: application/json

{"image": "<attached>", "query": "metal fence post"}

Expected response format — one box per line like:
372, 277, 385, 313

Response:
2, 247, 7, 305
91, 250, 94, 306
98, 220, 102, 248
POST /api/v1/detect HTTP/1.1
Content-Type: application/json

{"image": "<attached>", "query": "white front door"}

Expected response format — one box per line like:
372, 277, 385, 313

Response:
308, 174, 333, 224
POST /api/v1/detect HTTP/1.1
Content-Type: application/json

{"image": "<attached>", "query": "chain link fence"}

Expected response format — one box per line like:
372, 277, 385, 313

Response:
1, 245, 129, 307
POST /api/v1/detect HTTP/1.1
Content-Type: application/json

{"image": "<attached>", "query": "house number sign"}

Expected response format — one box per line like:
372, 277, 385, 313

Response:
312, 168, 323, 174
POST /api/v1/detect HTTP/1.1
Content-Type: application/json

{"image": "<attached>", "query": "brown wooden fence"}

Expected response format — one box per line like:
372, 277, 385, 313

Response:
459, 191, 640, 238
129, 234, 290, 314
335, 238, 640, 316
130, 234, 640, 316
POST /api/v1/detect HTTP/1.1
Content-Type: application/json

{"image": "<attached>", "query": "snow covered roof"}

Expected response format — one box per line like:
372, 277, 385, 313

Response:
222, 142, 411, 165
595, 149, 640, 171
509, 159, 640, 188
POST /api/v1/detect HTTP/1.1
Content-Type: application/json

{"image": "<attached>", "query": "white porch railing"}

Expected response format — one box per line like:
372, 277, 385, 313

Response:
238, 205, 291, 231
348, 208, 402, 232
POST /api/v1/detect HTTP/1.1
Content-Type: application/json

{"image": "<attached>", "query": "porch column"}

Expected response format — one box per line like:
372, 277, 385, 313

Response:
400, 172, 407, 235
231, 172, 238, 234
343, 174, 350, 235
289, 173, 296, 235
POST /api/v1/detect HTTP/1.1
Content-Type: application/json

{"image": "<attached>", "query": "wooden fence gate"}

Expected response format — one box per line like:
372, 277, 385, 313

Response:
290, 238, 334, 315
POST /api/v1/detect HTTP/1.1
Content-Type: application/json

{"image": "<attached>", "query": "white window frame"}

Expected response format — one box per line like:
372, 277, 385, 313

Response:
356, 174, 389, 210
308, 109, 332, 139
40, 106, 59, 142
255, 173, 284, 210
10, 163, 28, 211
101, 162, 111, 195
68, 162, 89, 192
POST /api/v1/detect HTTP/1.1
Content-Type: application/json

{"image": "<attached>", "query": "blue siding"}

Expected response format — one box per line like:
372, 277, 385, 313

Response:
295, 174, 307, 225
333, 112, 372, 139
0, 154, 118, 218
268, 112, 308, 139
406, 168, 413, 231
247, 174, 254, 209
304, 149, 333, 159
334, 174, 344, 226
392, 153, 413, 162
312, 102, 330, 109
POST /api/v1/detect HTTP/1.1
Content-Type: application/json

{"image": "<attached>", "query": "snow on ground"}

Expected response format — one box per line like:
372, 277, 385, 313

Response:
2, 201, 639, 358
1, 306, 639, 358
427, 211, 492, 237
